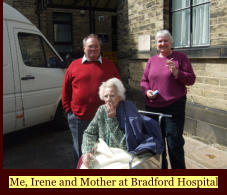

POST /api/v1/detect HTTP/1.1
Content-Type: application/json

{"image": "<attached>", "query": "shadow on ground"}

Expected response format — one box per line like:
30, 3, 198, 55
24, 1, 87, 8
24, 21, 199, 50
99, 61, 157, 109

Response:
3, 123, 75, 169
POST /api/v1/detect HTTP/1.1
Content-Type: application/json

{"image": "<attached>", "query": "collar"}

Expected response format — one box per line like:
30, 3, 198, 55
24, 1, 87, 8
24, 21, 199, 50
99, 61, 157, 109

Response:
82, 55, 102, 64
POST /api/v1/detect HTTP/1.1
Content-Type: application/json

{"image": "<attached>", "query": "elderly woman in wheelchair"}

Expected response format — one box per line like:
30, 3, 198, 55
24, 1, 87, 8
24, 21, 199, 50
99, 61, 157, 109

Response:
80, 78, 163, 169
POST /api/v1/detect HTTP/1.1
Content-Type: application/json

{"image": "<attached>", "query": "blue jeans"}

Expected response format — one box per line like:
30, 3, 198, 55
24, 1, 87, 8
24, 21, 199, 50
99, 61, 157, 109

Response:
146, 96, 186, 169
67, 111, 90, 167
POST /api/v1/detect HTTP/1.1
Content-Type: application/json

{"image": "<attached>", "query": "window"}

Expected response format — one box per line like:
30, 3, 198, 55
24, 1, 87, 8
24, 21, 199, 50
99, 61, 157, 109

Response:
53, 12, 72, 54
98, 33, 109, 43
171, 0, 210, 48
18, 33, 61, 68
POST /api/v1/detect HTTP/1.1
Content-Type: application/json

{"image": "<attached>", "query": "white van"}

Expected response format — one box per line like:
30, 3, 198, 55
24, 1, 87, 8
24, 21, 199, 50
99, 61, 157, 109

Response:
3, 3, 67, 134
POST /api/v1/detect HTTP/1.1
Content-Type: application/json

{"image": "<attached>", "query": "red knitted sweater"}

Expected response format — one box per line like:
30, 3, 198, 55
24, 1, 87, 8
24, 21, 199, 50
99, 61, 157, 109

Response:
62, 58, 121, 121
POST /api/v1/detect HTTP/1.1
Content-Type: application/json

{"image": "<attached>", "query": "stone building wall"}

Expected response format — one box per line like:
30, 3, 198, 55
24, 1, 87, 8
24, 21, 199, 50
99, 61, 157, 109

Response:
3, 0, 115, 57
39, 8, 115, 56
39, 8, 90, 54
210, 0, 227, 46
6, 0, 38, 27
188, 59, 227, 111
118, 0, 164, 53
3, 0, 13, 6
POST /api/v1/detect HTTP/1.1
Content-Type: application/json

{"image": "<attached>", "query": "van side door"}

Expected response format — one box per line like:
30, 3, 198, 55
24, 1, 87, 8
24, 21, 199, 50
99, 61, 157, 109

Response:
8, 21, 66, 128
3, 20, 23, 134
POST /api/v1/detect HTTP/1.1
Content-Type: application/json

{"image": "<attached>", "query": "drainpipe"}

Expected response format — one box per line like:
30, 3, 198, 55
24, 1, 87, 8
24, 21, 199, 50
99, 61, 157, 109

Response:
89, 0, 95, 33
36, 0, 41, 29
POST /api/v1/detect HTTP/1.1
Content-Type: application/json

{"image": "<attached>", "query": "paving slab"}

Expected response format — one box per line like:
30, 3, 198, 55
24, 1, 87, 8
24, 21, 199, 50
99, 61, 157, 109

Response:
184, 136, 227, 169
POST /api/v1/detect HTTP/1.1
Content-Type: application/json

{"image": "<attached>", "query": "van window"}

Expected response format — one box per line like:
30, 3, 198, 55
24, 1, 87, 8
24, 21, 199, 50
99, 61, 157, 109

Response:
18, 33, 61, 68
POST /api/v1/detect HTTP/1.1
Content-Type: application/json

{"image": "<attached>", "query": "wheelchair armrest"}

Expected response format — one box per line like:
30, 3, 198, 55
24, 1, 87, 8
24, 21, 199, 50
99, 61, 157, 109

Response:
138, 110, 172, 118
138, 110, 172, 126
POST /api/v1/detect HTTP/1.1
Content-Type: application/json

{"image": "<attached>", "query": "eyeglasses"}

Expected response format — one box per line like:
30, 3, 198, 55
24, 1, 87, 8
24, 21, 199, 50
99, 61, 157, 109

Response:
86, 45, 100, 49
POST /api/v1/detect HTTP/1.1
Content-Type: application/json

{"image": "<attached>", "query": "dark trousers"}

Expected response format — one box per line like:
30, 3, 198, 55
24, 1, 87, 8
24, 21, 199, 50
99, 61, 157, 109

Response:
146, 96, 186, 169
67, 111, 90, 167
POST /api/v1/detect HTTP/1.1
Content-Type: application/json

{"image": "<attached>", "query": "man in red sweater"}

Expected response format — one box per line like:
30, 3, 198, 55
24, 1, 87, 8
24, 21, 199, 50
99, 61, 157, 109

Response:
62, 34, 121, 166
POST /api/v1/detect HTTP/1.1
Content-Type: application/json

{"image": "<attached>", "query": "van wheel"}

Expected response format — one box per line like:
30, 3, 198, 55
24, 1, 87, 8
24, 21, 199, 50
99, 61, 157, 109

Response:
53, 104, 68, 130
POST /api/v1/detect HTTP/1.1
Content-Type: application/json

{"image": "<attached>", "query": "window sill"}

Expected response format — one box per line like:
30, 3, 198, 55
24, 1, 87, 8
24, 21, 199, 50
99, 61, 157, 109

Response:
175, 47, 227, 59
122, 46, 227, 60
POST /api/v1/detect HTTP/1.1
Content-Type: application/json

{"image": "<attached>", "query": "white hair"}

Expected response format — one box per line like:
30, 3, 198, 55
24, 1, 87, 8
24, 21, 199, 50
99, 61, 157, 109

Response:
83, 34, 101, 47
99, 78, 126, 101
155, 29, 173, 43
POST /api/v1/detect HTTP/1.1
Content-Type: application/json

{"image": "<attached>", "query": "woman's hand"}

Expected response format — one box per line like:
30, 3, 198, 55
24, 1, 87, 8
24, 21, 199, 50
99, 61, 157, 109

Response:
105, 102, 117, 118
166, 59, 179, 78
82, 152, 93, 168
146, 90, 158, 100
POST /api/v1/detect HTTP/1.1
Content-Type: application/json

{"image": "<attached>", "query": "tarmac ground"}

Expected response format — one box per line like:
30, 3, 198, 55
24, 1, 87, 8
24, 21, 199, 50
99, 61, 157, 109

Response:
3, 123, 227, 169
